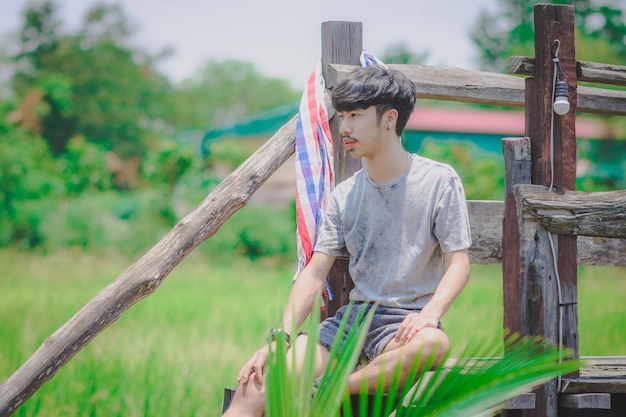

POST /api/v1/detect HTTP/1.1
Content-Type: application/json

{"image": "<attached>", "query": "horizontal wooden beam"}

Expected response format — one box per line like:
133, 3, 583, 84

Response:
327, 64, 626, 116
467, 200, 503, 264
508, 56, 626, 87
327, 63, 524, 108
559, 393, 611, 409
520, 188, 626, 239
466, 200, 626, 266
504, 393, 536, 409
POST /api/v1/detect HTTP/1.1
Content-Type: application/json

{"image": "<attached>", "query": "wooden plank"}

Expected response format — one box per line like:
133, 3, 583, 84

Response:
327, 64, 626, 116
521, 190, 626, 239
561, 356, 626, 394
559, 393, 611, 409
467, 200, 503, 264
560, 379, 626, 394
327, 62, 525, 108
465, 200, 626, 266
570, 236, 626, 267
505, 393, 536, 409
508, 56, 626, 87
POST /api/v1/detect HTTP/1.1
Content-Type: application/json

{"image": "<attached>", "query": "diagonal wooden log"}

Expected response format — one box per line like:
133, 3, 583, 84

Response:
0, 105, 320, 415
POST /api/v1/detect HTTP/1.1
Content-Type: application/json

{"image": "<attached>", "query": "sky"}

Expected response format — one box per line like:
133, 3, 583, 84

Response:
0, 0, 498, 88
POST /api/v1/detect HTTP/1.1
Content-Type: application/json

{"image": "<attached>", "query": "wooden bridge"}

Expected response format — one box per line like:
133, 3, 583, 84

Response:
1, 3, 625, 417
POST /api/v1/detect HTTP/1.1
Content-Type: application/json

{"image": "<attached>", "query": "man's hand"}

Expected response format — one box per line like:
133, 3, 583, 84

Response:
394, 311, 440, 344
237, 345, 271, 385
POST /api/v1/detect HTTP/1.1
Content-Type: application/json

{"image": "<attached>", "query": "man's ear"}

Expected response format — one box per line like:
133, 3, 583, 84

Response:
384, 109, 399, 128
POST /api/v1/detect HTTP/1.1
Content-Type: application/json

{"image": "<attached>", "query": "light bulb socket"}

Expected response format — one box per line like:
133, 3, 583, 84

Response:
553, 80, 570, 115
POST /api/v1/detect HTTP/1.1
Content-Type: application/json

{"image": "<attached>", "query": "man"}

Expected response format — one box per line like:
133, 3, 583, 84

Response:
224, 65, 472, 416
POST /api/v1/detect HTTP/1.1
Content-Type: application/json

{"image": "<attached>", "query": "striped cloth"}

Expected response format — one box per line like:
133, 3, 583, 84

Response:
294, 61, 334, 288
294, 52, 386, 304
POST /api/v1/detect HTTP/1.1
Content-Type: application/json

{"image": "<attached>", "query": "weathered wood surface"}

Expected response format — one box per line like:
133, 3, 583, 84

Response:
520, 7, 578, 416
558, 393, 611, 409
467, 200, 503, 264
326, 64, 626, 116
502, 138, 532, 350
561, 357, 626, 394
321, 21, 362, 318
521, 189, 626, 239
0, 113, 305, 416
464, 200, 626, 266
508, 56, 626, 87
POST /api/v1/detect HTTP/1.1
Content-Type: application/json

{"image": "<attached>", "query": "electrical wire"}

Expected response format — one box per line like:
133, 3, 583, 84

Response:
549, 39, 565, 392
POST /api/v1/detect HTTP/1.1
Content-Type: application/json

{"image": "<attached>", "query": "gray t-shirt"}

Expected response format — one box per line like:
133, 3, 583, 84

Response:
314, 154, 472, 309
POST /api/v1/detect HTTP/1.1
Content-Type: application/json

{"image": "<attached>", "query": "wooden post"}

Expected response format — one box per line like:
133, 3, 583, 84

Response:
504, 4, 579, 417
320, 21, 362, 316
502, 137, 532, 339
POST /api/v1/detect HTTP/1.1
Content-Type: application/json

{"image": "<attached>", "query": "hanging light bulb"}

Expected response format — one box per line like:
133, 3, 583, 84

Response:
553, 80, 570, 115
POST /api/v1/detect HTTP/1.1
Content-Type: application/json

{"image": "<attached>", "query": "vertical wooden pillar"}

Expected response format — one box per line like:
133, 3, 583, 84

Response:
320, 21, 362, 316
526, 3, 579, 361
502, 137, 532, 338
503, 4, 579, 417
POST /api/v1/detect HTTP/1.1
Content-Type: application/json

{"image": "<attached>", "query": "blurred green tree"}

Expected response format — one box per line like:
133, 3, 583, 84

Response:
10, 1, 173, 156
381, 42, 429, 65
470, 0, 626, 72
168, 59, 300, 130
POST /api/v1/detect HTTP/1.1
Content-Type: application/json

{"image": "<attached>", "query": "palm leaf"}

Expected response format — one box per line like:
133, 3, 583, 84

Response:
310, 302, 377, 416
394, 334, 580, 417
265, 299, 377, 417
266, 300, 580, 417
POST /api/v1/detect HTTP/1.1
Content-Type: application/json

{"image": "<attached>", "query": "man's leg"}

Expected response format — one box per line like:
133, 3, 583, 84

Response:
345, 327, 449, 394
223, 335, 332, 416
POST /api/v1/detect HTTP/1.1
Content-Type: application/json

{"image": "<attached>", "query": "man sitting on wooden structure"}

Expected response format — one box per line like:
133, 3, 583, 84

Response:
224, 65, 472, 416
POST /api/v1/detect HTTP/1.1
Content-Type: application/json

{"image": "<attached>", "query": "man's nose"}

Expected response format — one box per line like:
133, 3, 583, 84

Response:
339, 118, 351, 135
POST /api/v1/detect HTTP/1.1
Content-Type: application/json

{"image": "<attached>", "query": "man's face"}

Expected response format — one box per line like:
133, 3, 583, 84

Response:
337, 106, 385, 159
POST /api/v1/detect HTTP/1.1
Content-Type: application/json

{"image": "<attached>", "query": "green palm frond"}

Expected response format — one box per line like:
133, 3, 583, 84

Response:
394, 333, 580, 417
265, 300, 580, 417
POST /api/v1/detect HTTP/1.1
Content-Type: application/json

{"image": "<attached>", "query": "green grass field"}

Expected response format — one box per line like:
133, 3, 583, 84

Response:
1, 249, 625, 416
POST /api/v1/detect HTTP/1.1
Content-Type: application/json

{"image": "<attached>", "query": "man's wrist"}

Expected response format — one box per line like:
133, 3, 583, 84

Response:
267, 328, 291, 347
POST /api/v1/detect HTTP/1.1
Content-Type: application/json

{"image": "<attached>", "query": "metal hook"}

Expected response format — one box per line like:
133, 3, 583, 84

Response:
551, 39, 561, 60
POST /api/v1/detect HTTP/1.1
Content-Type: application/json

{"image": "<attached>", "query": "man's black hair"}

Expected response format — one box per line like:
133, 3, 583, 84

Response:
331, 65, 417, 135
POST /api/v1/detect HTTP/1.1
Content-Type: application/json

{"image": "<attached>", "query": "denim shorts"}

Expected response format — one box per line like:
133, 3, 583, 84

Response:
318, 303, 441, 362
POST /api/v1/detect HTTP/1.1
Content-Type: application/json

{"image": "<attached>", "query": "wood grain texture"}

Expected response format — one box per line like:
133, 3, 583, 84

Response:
508, 56, 626, 87
327, 64, 626, 116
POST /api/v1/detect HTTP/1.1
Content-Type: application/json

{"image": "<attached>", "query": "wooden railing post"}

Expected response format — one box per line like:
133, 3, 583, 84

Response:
504, 4, 579, 417
320, 21, 362, 317
502, 137, 532, 341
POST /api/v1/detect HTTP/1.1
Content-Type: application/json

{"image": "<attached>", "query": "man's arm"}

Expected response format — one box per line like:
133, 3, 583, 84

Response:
237, 251, 336, 384
280, 251, 336, 333
395, 248, 470, 343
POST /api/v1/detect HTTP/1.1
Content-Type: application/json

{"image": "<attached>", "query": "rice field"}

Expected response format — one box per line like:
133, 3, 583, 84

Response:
1, 249, 624, 416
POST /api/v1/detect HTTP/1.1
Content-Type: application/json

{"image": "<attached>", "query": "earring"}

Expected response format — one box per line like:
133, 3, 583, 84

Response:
386, 124, 390, 130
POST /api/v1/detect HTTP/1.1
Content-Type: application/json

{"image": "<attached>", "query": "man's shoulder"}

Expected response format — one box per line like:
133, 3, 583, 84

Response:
332, 168, 364, 193
412, 154, 460, 179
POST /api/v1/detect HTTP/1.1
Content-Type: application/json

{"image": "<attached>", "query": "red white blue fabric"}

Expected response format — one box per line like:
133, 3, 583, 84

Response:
294, 61, 334, 285
294, 52, 386, 302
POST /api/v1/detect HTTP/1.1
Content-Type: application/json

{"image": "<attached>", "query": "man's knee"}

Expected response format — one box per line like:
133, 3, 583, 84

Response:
405, 328, 450, 366
288, 333, 331, 378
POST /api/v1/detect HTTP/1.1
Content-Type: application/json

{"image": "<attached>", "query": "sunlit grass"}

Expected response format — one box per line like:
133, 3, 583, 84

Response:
1, 249, 624, 416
